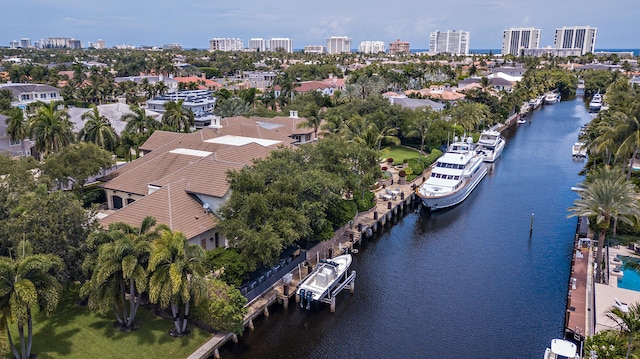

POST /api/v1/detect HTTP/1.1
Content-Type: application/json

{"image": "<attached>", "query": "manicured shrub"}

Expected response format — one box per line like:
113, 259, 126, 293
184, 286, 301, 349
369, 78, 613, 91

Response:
355, 190, 376, 212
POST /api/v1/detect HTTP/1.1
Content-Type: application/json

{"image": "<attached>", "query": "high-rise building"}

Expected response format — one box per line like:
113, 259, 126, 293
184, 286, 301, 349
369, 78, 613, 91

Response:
429, 30, 470, 55
9, 40, 19, 49
209, 38, 243, 52
19, 38, 31, 48
358, 41, 386, 54
41, 37, 82, 49
248, 38, 267, 52
326, 36, 352, 54
389, 39, 410, 55
554, 26, 597, 55
501, 28, 541, 56
303, 45, 325, 54
269, 38, 293, 53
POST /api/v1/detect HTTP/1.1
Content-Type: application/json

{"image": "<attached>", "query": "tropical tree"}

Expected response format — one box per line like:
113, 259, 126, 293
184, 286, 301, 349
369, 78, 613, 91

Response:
162, 100, 194, 133
567, 166, 640, 283
4, 107, 29, 157
148, 229, 207, 336
605, 301, 640, 359
122, 104, 159, 136
405, 107, 439, 161
0, 241, 64, 359
298, 103, 324, 140
79, 105, 119, 151
80, 217, 158, 331
213, 98, 251, 118
28, 101, 74, 158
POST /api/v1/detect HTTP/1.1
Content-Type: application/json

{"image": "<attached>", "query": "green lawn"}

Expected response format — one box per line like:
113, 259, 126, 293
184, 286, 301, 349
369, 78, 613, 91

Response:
380, 145, 424, 165
8, 288, 212, 359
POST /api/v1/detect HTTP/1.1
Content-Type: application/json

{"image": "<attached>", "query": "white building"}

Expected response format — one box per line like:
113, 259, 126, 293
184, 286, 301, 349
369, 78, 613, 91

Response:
0, 83, 63, 109
554, 26, 597, 55
146, 90, 217, 128
269, 38, 293, 53
41, 37, 82, 49
303, 45, 325, 54
327, 36, 352, 54
248, 38, 267, 52
502, 28, 541, 56
88, 39, 107, 49
429, 30, 470, 55
358, 41, 386, 54
209, 38, 244, 52
522, 47, 583, 57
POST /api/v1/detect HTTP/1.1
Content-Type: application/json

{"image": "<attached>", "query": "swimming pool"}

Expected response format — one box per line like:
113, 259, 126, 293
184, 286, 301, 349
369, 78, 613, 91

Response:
617, 256, 640, 292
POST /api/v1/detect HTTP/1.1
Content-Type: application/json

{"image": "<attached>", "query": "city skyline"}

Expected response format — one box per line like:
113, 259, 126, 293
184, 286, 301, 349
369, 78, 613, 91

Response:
2, 0, 636, 50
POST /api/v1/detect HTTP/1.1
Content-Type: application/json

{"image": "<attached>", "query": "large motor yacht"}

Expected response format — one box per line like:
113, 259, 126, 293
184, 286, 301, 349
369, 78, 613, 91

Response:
416, 136, 488, 210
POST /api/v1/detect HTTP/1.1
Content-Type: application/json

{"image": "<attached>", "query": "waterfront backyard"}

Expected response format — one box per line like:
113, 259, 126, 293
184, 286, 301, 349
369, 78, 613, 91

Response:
7, 287, 211, 359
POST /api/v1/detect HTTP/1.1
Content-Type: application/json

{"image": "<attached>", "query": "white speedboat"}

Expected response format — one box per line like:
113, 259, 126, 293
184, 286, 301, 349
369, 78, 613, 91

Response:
543, 339, 580, 359
476, 130, 505, 163
416, 136, 487, 210
589, 92, 602, 112
298, 254, 352, 309
517, 118, 527, 124
544, 92, 560, 104
572, 142, 586, 159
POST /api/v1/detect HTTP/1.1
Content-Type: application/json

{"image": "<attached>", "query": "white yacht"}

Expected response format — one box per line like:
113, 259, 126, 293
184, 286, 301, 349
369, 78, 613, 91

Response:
589, 92, 603, 112
572, 142, 586, 159
543, 339, 580, 359
297, 254, 352, 309
416, 136, 487, 210
544, 92, 560, 104
476, 130, 506, 163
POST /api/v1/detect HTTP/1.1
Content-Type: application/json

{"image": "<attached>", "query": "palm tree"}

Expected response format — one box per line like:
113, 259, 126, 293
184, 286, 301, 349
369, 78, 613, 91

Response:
148, 229, 206, 336
0, 241, 64, 359
80, 217, 158, 331
29, 101, 74, 158
298, 103, 324, 140
122, 104, 159, 136
214, 98, 252, 118
79, 105, 118, 151
567, 166, 640, 283
605, 302, 640, 359
162, 100, 194, 133
4, 107, 29, 157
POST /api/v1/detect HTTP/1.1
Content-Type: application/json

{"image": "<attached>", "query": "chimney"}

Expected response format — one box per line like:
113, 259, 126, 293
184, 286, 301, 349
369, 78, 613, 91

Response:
289, 110, 298, 118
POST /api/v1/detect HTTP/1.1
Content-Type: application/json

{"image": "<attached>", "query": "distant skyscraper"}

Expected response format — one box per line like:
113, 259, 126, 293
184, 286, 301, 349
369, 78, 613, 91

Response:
554, 26, 597, 55
209, 38, 243, 52
248, 38, 267, 52
429, 30, 469, 55
269, 38, 293, 53
9, 40, 19, 49
501, 28, 541, 56
42, 37, 82, 49
358, 41, 386, 54
19, 38, 31, 48
303, 45, 325, 54
389, 39, 410, 54
326, 36, 352, 54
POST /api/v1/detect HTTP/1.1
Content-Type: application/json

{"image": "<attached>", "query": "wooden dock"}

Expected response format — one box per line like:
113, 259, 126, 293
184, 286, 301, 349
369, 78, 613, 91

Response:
564, 234, 593, 346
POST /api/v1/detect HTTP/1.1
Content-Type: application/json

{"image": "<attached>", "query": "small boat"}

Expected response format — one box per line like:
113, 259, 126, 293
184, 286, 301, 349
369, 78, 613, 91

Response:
416, 136, 487, 210
572, 142, 586, 159
476, 130, 506, 163
544, 92, 560, 104
297, 254, 352, 309
589, 92, 603, 112
543, 339, 580, 359
517, 118, 527, 124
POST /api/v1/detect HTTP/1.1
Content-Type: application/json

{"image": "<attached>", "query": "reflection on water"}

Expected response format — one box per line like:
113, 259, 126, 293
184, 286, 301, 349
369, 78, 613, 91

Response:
220, 99, 588, 359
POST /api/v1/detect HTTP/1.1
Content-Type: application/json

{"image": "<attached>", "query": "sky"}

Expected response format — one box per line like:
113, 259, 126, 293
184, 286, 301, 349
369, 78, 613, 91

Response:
2, 0, 638, 50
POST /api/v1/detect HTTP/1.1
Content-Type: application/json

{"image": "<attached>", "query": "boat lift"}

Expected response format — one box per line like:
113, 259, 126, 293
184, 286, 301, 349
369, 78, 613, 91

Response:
299, 269, 357, 312
321, 270, 356, 312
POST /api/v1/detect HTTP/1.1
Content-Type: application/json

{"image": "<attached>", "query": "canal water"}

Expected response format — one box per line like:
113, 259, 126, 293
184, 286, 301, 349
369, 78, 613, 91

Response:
220, 98, 590, 359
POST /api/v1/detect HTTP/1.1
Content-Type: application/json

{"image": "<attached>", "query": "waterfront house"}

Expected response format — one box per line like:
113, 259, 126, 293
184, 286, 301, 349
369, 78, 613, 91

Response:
98, 116, 314, 250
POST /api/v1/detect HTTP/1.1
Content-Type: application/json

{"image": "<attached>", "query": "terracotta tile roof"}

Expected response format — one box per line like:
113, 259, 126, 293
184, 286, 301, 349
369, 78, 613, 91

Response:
173, 76, 222, 89
139, 131, 185, 152
100, 180, 217, 239
103, 150, 207, 195
151, 157, 245, 198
